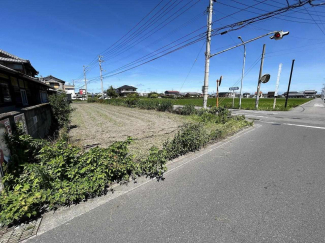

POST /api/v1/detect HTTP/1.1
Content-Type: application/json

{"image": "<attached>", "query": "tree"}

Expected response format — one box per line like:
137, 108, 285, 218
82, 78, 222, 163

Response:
107, 86, 118, 98
148, 92, 158, 98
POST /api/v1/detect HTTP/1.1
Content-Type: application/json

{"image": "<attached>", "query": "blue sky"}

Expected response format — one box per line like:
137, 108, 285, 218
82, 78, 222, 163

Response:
1, 0, 325, 94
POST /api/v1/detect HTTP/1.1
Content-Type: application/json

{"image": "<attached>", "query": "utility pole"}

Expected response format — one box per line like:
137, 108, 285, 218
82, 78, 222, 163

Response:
255, 44, 266, 109
83, 65, 88, 100
203, 0, 215, 109
285, 59, 295, 108
98, 55, 104, 99
238, 36, 246, 109
273, 63, 282, 109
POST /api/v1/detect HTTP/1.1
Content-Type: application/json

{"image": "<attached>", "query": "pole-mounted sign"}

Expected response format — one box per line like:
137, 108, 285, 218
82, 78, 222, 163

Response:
229, 87, 239, 108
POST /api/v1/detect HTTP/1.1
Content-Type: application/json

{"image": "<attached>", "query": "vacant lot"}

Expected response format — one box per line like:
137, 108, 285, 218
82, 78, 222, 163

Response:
70, 103, 186, 159
170, 98, 312, 110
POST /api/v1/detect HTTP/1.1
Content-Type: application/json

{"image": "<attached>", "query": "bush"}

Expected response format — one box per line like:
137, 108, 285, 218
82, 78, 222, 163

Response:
156, 99, 173, 112
179, 104, 196, 115
49, 93, 74, 129
0, 131, 169, 226
148, 93, 159, 98
164, 123, 209, 160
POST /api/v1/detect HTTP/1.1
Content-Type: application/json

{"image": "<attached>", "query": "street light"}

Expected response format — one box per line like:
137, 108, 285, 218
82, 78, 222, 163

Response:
238, 36, 246, 109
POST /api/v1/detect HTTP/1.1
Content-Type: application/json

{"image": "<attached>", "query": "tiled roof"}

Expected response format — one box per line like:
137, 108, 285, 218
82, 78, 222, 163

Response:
0, 57, 28, 63
118, 85, 137, 89
0, 49, 38, 75
43, 75, 66, 84
0, 64, 51, 89
0, 49, 27, 61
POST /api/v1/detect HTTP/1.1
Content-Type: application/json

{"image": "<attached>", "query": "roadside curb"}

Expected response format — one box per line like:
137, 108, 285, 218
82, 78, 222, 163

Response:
26, 125, 257, 241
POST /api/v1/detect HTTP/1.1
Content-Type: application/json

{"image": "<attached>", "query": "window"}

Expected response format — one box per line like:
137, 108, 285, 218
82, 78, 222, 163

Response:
20, 89, 28, 106
0, 81, 12, 104
39, 91, 48, 103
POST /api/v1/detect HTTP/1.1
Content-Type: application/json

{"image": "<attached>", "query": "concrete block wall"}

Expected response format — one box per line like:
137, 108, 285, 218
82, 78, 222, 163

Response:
21, 104, 52, 139
0, 103, 53, 191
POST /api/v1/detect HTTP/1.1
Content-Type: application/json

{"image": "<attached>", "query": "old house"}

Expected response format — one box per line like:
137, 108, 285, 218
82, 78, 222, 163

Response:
43, 75, 65, 91
0, 49, 52, 113
0, 49, 55, 187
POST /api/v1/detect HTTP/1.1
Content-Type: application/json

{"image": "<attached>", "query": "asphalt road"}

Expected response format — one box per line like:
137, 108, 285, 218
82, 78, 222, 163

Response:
30, 99, 325, 243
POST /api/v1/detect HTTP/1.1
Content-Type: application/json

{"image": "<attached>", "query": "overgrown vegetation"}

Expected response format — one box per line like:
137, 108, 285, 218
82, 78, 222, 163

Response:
0, 95, 252, 226
88, 97, 173, 112
49, 92, 74, 129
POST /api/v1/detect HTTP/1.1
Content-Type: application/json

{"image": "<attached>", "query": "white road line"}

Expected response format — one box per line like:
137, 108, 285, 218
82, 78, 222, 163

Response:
283, 123, 325, 130
314, 103, 324, 107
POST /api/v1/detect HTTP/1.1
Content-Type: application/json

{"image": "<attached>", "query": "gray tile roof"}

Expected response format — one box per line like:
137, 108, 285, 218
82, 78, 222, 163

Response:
0, 64, 51, 89
0, 57, 28, 63
0, 49, 27, 61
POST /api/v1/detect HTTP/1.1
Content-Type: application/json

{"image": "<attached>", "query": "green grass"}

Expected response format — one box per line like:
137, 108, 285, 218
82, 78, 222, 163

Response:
169, 98, 313, 111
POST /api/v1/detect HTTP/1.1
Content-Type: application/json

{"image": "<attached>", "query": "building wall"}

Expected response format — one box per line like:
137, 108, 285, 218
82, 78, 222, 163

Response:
65, 89, 76, 98
0, 70, 49, 112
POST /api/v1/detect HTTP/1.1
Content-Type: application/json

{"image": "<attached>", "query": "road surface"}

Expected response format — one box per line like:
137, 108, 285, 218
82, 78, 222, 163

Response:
29, 99, 325, 243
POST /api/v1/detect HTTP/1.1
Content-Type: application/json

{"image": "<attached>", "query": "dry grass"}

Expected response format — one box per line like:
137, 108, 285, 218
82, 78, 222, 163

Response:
69, 103, 186, 159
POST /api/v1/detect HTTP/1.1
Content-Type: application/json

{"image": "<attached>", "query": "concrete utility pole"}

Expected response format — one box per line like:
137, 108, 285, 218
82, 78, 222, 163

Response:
273, 63, 282, 109
255, 44, 266, 109
238, 36, 246, 109
98, 55, 104, 99
285, 59, 295, 108
202, 0, 215, 109
83, 65, 88, 100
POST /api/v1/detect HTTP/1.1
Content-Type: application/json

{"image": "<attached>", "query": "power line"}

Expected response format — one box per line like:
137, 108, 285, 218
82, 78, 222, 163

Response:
179, 41, 205, 92
303, 5, 325, 36
219, 0, 325, 24
78, 0, 324, 89
74, 0, 168, 79
101, 0, 202, 62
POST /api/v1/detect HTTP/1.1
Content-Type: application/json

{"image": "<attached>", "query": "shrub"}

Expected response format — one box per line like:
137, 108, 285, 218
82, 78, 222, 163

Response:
49, 92, 74, 129
179, 104, 196, 115
148, 93, 159, 98
139, 147, 167, 178
0, 131, 169, 225
156, 99, 173, 112
164, 123, 209, 160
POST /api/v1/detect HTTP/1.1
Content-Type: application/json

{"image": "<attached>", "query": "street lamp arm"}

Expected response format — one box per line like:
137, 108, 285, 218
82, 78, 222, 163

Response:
210, 31, 276, 58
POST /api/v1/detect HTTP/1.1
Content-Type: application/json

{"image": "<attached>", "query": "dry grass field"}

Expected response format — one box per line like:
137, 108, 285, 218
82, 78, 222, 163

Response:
69, 103, 187, 159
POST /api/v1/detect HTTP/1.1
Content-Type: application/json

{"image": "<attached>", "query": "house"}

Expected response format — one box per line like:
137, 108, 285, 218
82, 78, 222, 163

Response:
43, 75, 65, 91
254, 91, 263, 98
267, 91, 275, 98
283, 91, 304, 98
165, 91, 180, 96
303, 90, 317, 98
0, 49, 52, 113
218, 92, 232, 98
65, 84, 76, 99
116, 85, 137, 96
243, 92, 250, 98
183, 92, 202, 97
